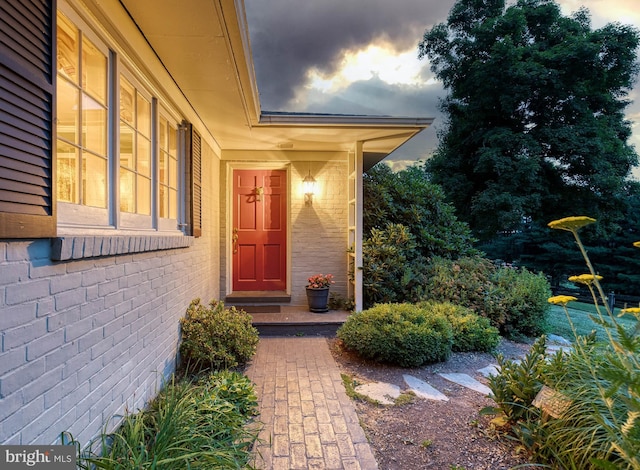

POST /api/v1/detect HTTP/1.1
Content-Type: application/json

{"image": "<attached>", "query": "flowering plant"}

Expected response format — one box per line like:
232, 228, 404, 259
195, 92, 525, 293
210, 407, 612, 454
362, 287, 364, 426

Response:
307, 273, 334, 289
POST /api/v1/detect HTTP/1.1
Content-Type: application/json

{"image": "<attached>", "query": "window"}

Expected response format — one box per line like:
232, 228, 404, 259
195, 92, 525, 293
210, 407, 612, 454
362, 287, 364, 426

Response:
159, 110, 179, 227
55, 7, 183, 233
56, 11, 109, 213
119, 73, 152, 223
0, 1, 200, 243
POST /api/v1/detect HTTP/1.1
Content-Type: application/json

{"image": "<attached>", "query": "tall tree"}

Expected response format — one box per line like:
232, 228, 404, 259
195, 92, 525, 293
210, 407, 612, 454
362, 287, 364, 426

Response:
418, 0, 639, 240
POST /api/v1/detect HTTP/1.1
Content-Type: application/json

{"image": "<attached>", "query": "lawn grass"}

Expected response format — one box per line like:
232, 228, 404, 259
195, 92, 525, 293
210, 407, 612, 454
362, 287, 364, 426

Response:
547, 301, 638, 340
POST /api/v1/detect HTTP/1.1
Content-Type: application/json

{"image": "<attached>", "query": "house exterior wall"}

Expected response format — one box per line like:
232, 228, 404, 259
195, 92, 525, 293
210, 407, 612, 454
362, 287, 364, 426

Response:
0, 139, 219, 446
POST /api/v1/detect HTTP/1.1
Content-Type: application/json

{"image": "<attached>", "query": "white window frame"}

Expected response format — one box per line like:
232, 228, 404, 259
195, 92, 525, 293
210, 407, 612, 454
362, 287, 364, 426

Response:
56, 5, 111, 230
157, 106, 181, 232
117, 68, 154, 230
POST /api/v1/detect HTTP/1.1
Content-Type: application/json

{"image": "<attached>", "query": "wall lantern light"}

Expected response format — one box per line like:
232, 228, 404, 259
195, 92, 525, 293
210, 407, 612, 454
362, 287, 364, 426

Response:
303, 171, 317, 206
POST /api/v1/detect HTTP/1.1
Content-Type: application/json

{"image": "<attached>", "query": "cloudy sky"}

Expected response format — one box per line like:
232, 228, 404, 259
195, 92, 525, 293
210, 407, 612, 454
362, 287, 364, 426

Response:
244, 0, 640, 171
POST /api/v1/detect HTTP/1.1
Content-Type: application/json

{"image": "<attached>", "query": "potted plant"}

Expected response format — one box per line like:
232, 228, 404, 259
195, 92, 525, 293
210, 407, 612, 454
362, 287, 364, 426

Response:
306, 274, 334, 313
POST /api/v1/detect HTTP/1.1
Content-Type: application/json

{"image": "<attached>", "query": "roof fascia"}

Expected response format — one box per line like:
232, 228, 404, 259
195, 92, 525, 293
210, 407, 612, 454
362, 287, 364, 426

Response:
259, 112, 434, 128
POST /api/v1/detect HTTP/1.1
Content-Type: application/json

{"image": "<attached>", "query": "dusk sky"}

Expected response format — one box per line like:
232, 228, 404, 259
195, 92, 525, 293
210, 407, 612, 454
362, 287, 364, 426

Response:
245, 0, 640, 172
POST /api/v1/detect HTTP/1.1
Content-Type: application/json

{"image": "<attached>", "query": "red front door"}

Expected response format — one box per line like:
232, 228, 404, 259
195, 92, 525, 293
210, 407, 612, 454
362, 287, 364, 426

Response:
233, 169, 287, 291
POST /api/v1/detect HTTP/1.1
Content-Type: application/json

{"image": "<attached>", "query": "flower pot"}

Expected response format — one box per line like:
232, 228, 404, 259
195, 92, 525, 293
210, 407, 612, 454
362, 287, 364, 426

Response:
306, 287, 330, 313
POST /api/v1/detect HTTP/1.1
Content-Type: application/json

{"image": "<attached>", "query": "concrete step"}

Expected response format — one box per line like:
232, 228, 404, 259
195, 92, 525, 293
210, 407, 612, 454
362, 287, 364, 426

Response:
250, 308, 350, 337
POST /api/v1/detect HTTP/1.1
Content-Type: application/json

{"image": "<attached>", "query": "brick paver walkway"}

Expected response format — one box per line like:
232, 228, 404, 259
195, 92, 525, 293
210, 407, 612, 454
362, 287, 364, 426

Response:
246, 337, 378, 469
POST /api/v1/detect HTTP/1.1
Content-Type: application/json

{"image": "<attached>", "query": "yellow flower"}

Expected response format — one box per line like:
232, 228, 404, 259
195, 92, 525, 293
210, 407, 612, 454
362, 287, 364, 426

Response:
620, 307, 640, 314
620, 307, 640, 319
547, 216, 596, 232
568, 274, 603, 285
633, 241, 640, 248
548, 295, 578, 305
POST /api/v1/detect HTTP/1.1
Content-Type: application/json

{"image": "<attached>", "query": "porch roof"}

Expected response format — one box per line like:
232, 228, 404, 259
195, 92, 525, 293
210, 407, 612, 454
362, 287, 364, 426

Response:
117, 0, 433, 163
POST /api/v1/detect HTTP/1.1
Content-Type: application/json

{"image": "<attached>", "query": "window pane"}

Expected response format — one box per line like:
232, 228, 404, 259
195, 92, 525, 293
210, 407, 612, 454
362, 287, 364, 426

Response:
57, 13, 78, 84
119, 124, 134, 169
137, 136, 150, 177
82, 94, 107, 156
83, 153, 107, 208
168, 122, 177, 155
137, 175, 151, 215
169, 157, 177, 188
56, 79, 78, 144
82, 36, 107, 105
120, 77, 134, 125
169, 188, 177, 219
159, 116, 167, 150
57, 141, 78, 203
159, 185, 168, 218
160, 151, 168, 185
120, 168, 135, 213
137, 94, 150, 138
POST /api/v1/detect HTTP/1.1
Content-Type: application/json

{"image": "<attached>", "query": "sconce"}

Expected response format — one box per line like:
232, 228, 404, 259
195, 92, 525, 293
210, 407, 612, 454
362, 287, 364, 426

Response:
303, 171, 316, 206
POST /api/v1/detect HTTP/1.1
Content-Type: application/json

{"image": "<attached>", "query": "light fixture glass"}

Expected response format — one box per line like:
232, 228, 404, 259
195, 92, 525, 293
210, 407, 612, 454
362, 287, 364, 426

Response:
303, 171, 316, 206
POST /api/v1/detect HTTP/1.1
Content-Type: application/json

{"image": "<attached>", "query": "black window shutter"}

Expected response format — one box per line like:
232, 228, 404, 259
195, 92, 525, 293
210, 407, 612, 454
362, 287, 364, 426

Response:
184, 122, 201, 238
0, 0, 56, 238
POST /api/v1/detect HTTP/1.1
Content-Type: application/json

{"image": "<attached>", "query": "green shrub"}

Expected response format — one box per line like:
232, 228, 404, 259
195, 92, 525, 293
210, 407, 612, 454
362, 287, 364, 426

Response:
75, 372, 258, 469
204, 370, 258, 417
419, 301, 500, 352
424, 256, 495, 314
363, 163, 478, 261
490, 267, 551, 338
482, 336, 548, 425
337, 303, 453, 367
423, 257, 551, 338
362, 224, 429, 308
179, 299, 259, 373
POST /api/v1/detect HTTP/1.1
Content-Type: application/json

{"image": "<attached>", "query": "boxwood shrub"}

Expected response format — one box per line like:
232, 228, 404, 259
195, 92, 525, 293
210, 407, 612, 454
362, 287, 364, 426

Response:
337, 303, 453, 367
418, 301, 500, 352
179, 299, 259, 373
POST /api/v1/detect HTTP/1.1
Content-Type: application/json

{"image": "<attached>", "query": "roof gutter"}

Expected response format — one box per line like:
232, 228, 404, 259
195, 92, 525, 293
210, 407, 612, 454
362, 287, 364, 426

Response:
258, 112, 434, 128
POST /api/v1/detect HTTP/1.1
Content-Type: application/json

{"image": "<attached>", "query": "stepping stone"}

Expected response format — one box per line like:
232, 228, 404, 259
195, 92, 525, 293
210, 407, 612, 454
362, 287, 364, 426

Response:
354, 382, 401, 405
439, 373, 492, 396
546, 344, 571, 355
547, 334, 571, 345
477, 364, 499, 378
403, 374, 449, 401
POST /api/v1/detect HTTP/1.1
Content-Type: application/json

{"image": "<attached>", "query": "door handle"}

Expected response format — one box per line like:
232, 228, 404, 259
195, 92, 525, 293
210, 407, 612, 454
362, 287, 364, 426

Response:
255, 186, 264, 202
232, 227, 239, 254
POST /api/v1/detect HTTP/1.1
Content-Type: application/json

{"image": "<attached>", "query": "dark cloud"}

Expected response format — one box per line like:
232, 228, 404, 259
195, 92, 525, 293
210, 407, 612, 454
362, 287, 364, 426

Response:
245, 0, 452, 110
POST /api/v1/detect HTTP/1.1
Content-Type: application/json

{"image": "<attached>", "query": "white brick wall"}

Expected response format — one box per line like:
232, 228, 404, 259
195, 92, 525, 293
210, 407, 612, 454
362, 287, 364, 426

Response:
291, 160, 349, 306
0, 140, 219, 446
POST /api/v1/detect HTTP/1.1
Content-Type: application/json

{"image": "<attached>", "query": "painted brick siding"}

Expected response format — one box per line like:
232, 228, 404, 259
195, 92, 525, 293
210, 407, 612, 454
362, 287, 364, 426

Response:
0, 140, 219, 446
291, 160, 349, 306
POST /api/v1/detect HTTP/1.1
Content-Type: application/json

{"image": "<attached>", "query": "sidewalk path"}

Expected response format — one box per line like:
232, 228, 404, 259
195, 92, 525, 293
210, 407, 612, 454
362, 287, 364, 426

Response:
246, 337, 378, 470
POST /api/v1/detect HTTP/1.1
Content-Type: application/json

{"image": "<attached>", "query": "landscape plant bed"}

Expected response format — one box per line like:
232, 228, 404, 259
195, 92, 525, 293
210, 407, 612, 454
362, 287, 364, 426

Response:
330, 337, 539, 470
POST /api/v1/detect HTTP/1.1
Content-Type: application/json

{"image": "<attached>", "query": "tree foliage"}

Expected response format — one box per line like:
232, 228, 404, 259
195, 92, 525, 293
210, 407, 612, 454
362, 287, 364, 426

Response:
364, 163, 477, 259
480, 182, 640, 295
418, 0, 640, 240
